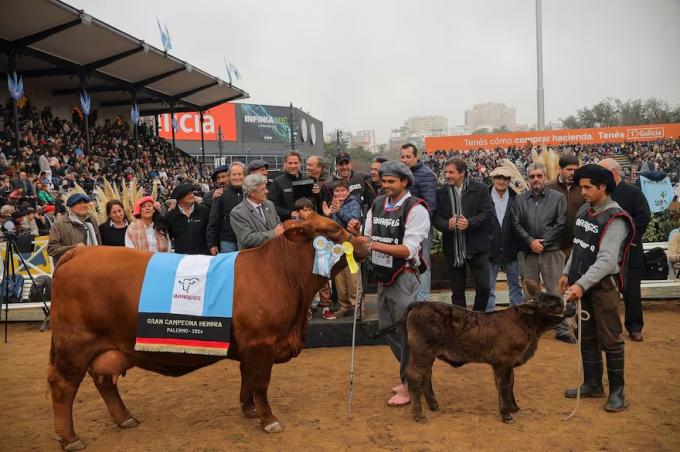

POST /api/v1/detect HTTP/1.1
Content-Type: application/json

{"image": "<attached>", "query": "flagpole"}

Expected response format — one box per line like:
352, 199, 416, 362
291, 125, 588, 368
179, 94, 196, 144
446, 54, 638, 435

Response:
80, 74, 91, 155
170, 102, 176, 150
200, 110, 206, 177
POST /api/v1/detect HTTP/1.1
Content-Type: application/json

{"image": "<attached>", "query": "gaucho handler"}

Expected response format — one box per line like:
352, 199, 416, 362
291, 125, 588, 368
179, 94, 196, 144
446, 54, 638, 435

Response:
560, 164, 634, 412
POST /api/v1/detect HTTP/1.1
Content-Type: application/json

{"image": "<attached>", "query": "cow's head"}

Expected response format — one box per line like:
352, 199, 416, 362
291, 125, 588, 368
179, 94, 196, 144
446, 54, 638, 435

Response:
517, 279, 576, 329
283, 213, 369, 261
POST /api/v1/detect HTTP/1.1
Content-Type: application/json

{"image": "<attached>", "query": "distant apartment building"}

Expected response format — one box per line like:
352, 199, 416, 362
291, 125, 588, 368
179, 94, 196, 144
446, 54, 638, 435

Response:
351, 129, 376, 147
465, 102, 516, 132
404, 116, 449, 136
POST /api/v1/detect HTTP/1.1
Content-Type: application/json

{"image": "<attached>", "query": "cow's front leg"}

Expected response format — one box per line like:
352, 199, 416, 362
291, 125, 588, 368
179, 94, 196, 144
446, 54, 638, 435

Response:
238, 362, 257, 418
241, 345, 281, 433
507, 370, 520, 413
422, 365, 439, 412
493, 365, 514, 423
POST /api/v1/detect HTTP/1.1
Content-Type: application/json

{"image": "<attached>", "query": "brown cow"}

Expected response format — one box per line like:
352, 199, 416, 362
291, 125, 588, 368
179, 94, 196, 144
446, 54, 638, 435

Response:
402, 281, 575, 423
48, 214, 367, 450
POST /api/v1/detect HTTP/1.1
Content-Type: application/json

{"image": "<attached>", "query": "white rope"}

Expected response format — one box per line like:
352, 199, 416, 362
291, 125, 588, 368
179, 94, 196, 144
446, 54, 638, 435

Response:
563, 298, 590, 421
348, 271, 363, 419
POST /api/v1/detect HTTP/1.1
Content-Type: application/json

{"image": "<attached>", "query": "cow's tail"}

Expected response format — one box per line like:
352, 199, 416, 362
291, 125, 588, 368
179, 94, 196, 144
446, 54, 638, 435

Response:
369, 302, 420, 340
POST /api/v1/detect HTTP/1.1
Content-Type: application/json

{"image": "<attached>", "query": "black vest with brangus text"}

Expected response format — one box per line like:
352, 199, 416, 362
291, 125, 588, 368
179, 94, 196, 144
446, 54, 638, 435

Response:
370, 194, 426, 286
567, 202, 635, 290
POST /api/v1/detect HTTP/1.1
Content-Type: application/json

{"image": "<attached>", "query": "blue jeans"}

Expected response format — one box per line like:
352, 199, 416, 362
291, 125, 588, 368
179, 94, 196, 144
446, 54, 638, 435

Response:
487, 260, 523, 312
416, 228, 432, 302
220, 241, 238, 253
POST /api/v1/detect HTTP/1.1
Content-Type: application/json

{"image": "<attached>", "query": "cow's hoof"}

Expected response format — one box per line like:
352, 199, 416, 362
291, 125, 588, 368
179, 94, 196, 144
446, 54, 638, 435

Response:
264, 421, 283, 433
509, 404, 520, 413
502, 414, 514, 424
414, 414, 428, 423
427, 401, 439, 411
118, 417, 140, 428
62, 439, 86, 451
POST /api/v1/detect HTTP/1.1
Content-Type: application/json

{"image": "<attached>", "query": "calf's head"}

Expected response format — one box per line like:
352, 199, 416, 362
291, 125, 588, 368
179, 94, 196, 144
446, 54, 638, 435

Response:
283, 213, 369, 262
518, 280, 576, 330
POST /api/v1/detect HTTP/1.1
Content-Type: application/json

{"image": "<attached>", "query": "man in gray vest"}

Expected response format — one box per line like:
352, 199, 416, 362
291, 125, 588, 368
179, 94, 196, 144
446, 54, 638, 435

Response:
561, 164, 634, 412
348, 161, 429, 406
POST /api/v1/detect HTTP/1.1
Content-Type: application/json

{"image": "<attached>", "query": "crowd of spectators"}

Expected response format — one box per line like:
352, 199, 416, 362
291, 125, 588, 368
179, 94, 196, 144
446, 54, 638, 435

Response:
0, 101, 209, 239
423, 139, 680, 185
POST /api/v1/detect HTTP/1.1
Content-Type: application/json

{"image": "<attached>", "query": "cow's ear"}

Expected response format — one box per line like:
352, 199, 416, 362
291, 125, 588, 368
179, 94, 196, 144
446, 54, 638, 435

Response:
523, 279, 541, 298
284, 221, 314, 243
518, 303, 536, 315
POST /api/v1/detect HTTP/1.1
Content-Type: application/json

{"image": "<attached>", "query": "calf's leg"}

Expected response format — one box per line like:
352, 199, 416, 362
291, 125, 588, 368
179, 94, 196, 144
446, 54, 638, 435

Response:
240, 345, 281, 433
406, 348, 434, 422
507, 370, 519, 413
422, 365, 439, 412
48, 362, 86, 451
492, 365, 515, 423
239, 361, 257, 418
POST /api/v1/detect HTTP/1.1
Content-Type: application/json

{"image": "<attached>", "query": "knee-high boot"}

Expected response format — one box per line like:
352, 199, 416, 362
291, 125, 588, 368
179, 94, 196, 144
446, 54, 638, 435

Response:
605, 351, 626, 412
565, 347, 604, 398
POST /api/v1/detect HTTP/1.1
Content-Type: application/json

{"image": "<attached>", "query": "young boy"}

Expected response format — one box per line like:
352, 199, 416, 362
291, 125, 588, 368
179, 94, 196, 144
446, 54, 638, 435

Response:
322, 179, 362, 319
295, 197, 333, 318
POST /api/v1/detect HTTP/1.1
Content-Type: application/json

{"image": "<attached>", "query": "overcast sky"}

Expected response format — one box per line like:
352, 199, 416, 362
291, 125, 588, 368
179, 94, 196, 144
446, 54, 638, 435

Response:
69, 0, 680, 142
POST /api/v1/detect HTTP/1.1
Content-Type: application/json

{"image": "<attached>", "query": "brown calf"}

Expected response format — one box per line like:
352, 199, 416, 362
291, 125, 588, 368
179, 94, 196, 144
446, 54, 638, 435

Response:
404, 282, 574, 423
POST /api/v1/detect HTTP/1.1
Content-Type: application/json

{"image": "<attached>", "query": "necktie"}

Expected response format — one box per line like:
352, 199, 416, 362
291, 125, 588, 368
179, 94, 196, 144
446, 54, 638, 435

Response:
257, 205, 266, 222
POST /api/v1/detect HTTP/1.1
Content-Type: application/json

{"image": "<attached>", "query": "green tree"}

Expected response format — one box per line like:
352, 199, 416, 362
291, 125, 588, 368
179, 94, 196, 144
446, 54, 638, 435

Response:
472, 127, 491, 134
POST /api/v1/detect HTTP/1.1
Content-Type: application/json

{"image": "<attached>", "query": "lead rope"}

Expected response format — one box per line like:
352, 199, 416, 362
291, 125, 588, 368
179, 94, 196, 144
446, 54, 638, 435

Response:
348, 273, 363, 419
563, 297, 590, 421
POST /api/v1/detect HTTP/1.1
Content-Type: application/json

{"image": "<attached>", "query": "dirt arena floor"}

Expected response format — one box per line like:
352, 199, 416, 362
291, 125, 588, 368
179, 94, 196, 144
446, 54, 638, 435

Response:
1, 301, 680, 452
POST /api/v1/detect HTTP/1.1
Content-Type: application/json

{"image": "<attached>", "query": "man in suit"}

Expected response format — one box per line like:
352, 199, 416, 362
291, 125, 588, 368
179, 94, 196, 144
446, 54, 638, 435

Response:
599, 158, 651, 342
487, 166, 523, 311
433, 157, 494, 311
230, 174, 283, 250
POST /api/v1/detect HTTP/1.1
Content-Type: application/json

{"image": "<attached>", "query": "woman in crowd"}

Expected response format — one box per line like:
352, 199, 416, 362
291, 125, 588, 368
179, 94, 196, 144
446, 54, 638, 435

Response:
36, 182, 54, 205
125, 196, 169, 252
99, 200, 129, 246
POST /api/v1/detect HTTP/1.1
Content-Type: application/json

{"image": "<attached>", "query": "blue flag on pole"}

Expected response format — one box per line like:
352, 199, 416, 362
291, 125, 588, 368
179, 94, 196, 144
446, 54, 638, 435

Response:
639, 175, 673, 213
79, 90, 91, 116
131, 104, 140, 125
157, 17, 172, 52
7, 72, 24, 100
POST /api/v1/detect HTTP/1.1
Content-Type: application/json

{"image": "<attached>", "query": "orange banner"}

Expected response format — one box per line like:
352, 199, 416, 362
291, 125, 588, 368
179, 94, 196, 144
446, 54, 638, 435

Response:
158, 103, 237, 141
425, 123, 680, 153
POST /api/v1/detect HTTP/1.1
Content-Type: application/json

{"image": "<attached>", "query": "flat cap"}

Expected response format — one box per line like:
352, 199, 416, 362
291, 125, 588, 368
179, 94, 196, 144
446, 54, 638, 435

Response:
66, 193, 91, 207
574, 164, 616, 193
211, 165, 230, 181
378, 161, 414, 187
490, 166, 513, 178
247, 159, 269, 172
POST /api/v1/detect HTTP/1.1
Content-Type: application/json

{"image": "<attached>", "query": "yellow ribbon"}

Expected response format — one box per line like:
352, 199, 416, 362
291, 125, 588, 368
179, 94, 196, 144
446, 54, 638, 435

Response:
342, 241, 359, 274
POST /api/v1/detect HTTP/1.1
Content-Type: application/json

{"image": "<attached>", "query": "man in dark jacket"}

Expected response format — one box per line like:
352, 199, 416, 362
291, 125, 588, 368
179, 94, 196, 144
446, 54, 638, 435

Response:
206, 163, 245, 254
599, 158, 651, 341
400, 143, 437, 302
202, 165, 229, 210
488, 166, 523, 311
433, 157, 493, 311
512, 162, 574, 343
165, 183, 210, 255
268, 151, 309, 221
547, 153, 585, 257
305, 155, 333, 214
368, 156, 387, 199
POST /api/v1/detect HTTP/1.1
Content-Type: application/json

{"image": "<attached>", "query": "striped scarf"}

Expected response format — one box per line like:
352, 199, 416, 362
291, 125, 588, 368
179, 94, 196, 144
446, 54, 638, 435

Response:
447, 179, 467, 267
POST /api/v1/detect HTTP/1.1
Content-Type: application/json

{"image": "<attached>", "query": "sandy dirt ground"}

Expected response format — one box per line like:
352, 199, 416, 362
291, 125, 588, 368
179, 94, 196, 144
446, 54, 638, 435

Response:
1, 301, 680, 452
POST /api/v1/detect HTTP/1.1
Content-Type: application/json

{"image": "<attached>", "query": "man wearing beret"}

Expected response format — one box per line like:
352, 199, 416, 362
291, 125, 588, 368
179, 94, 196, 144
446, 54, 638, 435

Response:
202, 165, 230, 210
348, 161, 430, 406
248, 160, 271, 182
561, 164, 635, 413
165, 183, 210, 255
47, 193, 101, 264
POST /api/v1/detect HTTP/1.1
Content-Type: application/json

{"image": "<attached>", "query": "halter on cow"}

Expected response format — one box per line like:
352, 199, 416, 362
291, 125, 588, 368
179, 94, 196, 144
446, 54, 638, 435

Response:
47, 213, 368, 451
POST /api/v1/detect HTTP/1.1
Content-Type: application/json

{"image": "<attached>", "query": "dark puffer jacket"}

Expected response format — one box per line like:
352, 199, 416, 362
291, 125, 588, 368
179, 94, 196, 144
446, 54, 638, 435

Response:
409, 161, 437, 216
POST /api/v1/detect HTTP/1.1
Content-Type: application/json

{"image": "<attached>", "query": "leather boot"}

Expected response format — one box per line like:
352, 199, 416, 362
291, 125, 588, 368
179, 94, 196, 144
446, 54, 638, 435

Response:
605, 352, 626, 412
565, 348, 605, 398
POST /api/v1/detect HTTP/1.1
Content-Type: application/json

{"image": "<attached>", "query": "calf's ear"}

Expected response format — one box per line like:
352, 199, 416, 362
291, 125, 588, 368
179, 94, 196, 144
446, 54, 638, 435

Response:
523, 279, 541, 298
284, 220, 314, 243
518, 303, 536, 315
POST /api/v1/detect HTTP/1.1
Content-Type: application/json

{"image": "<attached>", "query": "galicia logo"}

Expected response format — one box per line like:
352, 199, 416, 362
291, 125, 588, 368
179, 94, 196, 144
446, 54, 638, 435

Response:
178, 277, 199, 293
